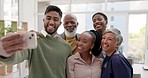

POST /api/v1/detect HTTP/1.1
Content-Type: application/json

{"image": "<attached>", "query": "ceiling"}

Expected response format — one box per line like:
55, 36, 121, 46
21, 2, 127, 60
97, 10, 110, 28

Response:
50, 0, 141, 4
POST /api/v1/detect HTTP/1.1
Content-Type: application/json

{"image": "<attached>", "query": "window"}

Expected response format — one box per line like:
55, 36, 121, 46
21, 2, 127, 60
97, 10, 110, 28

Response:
128, 14, 146, 63
107, 1, 148, 11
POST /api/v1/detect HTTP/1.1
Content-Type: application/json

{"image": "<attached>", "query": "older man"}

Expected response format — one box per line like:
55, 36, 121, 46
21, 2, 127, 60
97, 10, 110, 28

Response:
60, 14, 79, 54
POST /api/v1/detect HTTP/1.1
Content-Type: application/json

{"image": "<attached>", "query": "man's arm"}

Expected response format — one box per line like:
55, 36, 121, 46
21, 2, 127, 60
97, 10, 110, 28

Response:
0, 33, 32, 65
0, 33, 25, 57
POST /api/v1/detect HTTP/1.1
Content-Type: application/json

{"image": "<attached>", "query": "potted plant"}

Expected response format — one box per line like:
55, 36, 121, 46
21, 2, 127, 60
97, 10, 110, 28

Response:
0, 22, 5, 38
0, 23, 16, 38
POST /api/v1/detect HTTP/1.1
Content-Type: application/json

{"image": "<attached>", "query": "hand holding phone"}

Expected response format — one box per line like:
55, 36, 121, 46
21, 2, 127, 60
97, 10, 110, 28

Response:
24, 32, 37, 49
0, 32, 37, 57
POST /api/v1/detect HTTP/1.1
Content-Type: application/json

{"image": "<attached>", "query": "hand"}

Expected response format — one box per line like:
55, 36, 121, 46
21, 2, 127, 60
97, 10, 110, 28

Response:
0, 33, 26, 57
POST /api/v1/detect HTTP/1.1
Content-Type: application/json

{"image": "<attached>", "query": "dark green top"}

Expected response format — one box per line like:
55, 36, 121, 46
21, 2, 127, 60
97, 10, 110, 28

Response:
0, 34, 72, 78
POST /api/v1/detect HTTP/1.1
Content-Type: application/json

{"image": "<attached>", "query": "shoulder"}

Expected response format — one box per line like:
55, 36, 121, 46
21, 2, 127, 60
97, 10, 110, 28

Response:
67, 55, 77, 66
110, 53, 133, 77
68, 55, 75, 61
57, 35, 69, 45
111, 53, 123, 62
68, 53, 79, 62
59, 32, 65, 39
111, 53, 131, 67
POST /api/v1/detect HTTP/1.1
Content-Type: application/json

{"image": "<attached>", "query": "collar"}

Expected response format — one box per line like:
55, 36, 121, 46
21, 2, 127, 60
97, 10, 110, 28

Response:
66, 35, 75, 39
40, 30, 59, 37
74, 52, 97, 62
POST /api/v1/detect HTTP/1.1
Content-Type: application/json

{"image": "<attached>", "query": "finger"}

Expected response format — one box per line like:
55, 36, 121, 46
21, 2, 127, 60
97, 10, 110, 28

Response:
4, 46, 25, 53
2, 33, 23, 41
6, 49, 24, 54
4, 43, 25, 53
2, 38, 25, 49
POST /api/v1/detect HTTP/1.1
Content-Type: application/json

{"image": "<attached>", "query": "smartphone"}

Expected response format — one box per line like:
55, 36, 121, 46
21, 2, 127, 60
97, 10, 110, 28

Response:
24, 32, 37, 49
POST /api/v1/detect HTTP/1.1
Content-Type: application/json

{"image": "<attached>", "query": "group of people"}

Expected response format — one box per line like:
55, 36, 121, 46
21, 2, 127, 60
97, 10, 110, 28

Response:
0, 5, 133, 78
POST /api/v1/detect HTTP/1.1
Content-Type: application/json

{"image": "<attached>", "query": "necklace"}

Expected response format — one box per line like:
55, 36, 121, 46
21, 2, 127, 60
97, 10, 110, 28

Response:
102, 51, 116, 69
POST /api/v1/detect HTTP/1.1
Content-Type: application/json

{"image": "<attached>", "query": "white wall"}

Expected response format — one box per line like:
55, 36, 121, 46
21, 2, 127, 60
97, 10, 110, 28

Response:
0, 0, 4, 19
19, 0, 36, 31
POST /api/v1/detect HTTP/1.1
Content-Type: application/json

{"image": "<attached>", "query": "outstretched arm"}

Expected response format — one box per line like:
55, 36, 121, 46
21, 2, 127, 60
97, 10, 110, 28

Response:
0, 33, 25, 57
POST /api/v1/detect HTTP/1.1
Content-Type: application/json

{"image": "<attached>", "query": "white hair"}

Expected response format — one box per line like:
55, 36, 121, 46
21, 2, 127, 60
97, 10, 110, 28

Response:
103, 28, 123, 46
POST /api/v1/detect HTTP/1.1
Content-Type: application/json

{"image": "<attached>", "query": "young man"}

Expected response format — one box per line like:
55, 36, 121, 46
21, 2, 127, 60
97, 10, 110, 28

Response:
60, 14, 79, 54
0, 5, 72, 78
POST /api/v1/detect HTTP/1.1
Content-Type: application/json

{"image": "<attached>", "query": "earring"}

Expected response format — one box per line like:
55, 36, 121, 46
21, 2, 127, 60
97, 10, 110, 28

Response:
89, 51, 92, 54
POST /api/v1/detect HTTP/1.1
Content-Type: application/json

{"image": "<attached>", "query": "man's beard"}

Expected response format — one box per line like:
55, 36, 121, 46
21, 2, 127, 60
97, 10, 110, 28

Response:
64, 28, 77, 37
44, 23, 58, 35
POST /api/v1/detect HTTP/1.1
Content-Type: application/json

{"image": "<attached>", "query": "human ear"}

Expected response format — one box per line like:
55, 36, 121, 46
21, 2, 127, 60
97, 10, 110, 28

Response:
91, 44, 95, 50
43, 19, 45, 22
116, 41, 120, 48
106, 20, 108, 25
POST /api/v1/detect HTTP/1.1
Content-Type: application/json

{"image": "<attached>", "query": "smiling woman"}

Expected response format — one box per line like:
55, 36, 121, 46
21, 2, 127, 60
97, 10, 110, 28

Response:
101, 28, 133, 78
67, 30, 103, 78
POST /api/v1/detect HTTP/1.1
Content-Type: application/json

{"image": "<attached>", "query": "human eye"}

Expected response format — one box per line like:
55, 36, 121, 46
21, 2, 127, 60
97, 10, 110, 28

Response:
108, 37, 114, 41
83, 40, 87, 43
71, 21, 76, 24
46, 16, 51, 20
93, 19, 96, 22
98, 18, 102, 21
109, 38, 112, 40
53, 17, 59, 21
64, 22, 68, 25
102, 36, 105, 39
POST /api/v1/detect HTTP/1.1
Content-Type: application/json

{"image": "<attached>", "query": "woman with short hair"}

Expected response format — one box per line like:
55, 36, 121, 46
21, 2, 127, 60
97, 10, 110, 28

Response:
101, 28, 133, 78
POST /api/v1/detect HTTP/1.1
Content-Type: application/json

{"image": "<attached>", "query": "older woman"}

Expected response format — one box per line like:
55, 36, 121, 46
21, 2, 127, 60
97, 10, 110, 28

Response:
67, 31, 103, 78
101, 28, 133, 78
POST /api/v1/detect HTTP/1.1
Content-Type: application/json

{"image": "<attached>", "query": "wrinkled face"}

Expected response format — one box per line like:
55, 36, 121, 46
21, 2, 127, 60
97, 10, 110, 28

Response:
63, 15, 78, 33
76, 32, 94, 54
43, 11, 62, 35
101, 32, 118, 53
93, 14, 107, 33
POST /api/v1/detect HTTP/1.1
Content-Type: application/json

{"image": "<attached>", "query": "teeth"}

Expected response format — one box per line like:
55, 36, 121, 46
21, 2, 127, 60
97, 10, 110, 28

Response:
96, 25, 101, 27
78, 47, 82, 49
103, 44, 109, 48
47, 26, 54, 29
97, 25, 101, 26
48, 25, 53, 27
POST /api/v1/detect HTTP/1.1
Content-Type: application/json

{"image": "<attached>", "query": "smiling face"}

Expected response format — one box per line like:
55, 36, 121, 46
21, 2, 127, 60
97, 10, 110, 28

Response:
63, 14, 78, 37
92, 14, 108, 33
76, 32, 94, 54
101, 32, 118, 56
43, 11, 62, 36
63, 14, 78, 32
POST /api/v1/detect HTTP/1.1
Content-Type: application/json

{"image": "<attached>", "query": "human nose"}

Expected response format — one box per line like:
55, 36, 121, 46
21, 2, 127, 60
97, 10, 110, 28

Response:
102, 38, 108, 44
77, 41, 82, 46
48, 19, 54, 25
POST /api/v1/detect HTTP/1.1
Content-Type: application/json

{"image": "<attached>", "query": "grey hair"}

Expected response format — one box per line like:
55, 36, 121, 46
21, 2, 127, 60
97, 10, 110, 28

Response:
103, 28, 123, 47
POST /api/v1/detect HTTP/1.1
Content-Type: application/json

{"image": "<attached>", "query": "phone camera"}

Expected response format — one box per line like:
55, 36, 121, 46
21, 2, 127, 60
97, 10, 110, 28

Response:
31, 34, 34, 36
29, 37, 32, 39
